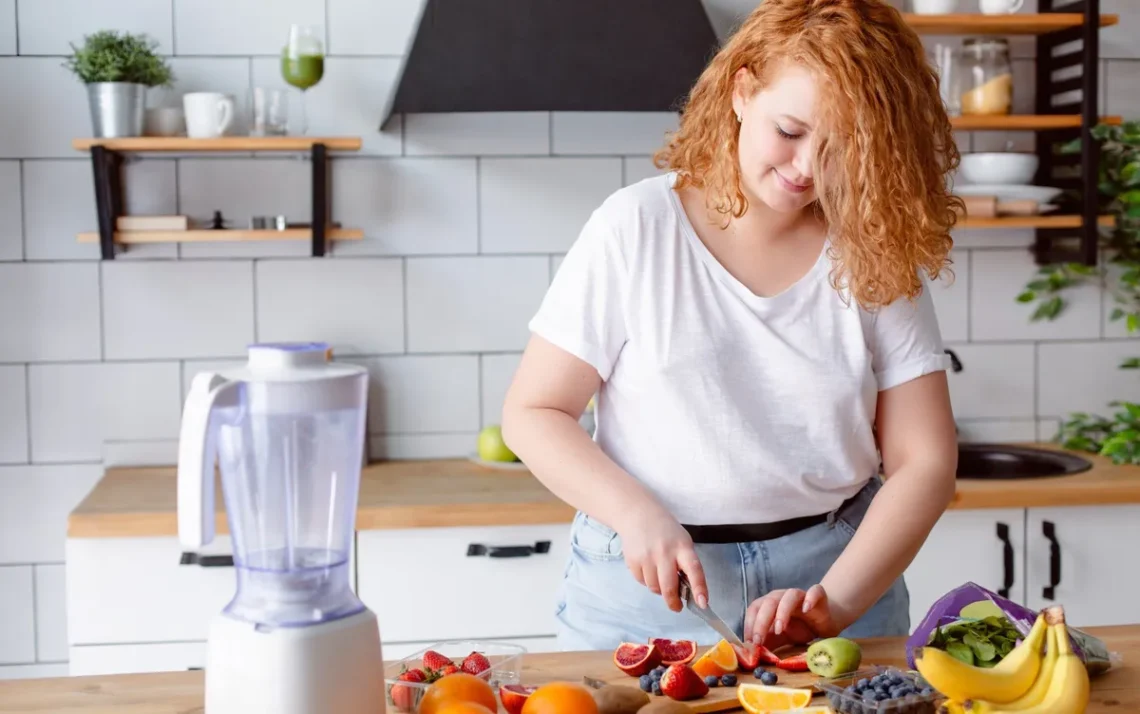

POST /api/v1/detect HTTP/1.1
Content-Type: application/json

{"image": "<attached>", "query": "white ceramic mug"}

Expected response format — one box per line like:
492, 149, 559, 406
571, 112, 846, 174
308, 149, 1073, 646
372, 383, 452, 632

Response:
912, 0, 958, 13
979, 0, 1024, 13
183, 92, 235, 138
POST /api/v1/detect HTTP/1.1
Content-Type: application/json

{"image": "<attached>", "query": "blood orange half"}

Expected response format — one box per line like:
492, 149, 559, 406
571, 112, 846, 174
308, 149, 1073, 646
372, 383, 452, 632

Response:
648, 638, 697, 666
613, 642, 662, 676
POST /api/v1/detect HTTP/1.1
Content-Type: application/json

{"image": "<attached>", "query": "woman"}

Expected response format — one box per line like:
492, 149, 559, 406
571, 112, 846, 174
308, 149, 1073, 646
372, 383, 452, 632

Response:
501, 0, 960, 652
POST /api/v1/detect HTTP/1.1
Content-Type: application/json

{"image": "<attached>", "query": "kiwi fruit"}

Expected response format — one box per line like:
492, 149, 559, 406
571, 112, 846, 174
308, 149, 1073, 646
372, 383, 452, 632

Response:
591, 684, 650, 714
806, 636, 863, 678
638, 701, 692, 714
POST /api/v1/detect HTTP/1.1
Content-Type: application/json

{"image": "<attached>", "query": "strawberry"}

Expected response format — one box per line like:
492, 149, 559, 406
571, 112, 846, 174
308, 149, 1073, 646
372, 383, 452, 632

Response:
461, 651, 491, 675
733, 643, 779, 670
659, 663, 709, 701
776, 653, 809, 672
422, 649, 455, 673
389, 667, 425, 712
438, 664, 460, 677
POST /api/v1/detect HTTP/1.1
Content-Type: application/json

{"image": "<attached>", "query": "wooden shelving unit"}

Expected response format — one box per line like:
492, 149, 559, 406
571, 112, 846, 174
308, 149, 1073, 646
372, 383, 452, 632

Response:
76, 228, 365, 245
907, 6, 1114, 265
951, 115, 1121, 130
72, 135, 363, 259
904, 12, 1118, 35
957, 215, 1115, 230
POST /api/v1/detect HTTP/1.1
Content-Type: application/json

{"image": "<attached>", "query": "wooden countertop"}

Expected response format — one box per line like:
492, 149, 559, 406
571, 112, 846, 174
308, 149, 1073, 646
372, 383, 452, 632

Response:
67, 442, 1140, 538
3, 626, 1139, 712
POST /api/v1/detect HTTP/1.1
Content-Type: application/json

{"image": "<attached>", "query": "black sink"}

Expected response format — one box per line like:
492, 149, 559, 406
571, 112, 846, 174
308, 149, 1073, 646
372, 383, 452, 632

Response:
956, 443, 1093, 480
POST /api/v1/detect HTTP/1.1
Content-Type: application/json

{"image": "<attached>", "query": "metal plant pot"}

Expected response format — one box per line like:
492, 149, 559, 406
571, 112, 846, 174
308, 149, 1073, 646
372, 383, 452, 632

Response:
86, 82, 147, 138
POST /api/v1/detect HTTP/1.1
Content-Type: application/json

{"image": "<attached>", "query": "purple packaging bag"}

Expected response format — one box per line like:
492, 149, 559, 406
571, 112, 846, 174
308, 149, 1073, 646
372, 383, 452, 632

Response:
904, 582, 1112, 675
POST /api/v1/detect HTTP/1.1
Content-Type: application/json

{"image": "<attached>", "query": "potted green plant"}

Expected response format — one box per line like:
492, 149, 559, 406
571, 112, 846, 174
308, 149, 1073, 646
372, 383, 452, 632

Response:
63, 30, 174, 138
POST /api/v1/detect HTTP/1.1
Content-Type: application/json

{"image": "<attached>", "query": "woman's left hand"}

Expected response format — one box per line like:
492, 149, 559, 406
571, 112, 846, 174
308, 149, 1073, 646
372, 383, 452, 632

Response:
743, 584, 840, 649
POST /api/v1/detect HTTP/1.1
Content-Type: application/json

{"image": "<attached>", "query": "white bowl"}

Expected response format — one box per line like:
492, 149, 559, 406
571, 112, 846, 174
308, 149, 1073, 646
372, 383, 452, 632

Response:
959, 153, 1039, 185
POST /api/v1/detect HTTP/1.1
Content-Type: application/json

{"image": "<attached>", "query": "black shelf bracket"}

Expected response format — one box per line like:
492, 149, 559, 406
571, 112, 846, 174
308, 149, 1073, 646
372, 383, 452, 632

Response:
311, 142, 329, 257
1033, 0, 1101, 267
90, 145, 123, 260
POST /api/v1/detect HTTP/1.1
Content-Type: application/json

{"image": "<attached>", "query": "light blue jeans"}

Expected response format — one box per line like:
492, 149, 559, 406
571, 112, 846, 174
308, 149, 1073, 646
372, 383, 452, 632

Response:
553, 476, 910, 650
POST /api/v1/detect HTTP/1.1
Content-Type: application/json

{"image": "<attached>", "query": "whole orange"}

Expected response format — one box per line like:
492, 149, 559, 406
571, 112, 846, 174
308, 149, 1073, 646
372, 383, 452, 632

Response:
520, 681, 599, 714
418, 672, 498, 714
435, 703, 495, 714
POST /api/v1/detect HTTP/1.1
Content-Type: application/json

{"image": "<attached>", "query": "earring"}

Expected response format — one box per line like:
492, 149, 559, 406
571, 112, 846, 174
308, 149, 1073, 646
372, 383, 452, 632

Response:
736, 112, 742, 123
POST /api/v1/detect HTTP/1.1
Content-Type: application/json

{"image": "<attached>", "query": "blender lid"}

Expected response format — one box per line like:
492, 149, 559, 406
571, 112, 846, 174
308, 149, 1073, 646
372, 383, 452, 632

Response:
220, 342, 367, 384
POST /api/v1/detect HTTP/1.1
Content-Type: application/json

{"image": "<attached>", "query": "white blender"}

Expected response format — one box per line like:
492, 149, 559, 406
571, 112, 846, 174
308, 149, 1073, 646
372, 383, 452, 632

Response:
178, 342, 384, 714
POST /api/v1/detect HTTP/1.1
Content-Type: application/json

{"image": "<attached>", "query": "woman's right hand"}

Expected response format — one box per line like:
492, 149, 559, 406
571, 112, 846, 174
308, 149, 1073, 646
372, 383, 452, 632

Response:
616, 507, 709, 613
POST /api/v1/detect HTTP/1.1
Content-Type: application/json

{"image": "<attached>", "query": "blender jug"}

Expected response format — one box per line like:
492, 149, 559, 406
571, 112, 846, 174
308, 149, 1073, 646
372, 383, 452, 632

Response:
178, 342, 383, 714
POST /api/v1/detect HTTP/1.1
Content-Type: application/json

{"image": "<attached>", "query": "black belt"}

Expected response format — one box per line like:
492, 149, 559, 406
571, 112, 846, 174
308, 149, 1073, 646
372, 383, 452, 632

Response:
680, 491, 861, 544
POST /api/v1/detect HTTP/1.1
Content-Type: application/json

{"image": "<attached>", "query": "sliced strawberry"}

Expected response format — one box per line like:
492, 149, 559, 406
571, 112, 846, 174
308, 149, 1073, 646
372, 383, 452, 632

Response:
733, 642, 779, 670
389, 668, 425, 712
755, 644, 781, 666
776, 653, 809, 672
422, 649, 455, 672
461, 651, 491, 675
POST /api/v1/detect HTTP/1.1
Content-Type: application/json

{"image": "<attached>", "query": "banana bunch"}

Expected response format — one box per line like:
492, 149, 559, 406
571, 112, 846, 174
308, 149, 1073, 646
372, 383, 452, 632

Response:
916, 605, 1090, 714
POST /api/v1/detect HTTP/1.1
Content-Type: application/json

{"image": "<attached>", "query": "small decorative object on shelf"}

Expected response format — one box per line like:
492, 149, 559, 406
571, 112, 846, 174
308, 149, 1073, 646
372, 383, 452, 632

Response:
63, 30, 174, 139
71, 136, 363, 259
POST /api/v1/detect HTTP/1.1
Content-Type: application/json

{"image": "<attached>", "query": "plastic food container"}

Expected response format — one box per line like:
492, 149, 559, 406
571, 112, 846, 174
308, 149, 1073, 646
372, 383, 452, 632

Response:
816, 666, 944, 713
383, 640, 527, 713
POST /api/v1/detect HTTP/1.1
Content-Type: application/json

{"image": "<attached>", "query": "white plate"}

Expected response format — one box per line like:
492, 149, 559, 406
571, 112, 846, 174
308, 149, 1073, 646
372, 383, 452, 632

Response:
467, 454, 531, 471
954, 184, 1064, 204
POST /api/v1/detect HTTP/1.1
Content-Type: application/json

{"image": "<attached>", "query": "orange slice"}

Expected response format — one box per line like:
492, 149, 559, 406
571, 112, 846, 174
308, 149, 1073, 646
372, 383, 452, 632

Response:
736, 683, 814, 713
691, 639, 738, 678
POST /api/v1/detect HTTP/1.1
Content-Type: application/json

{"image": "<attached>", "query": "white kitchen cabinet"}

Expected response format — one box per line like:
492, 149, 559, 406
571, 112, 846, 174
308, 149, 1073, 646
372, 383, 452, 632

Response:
69, 642, 206, 676
66, 535, 356, 646
904, 509, 1026, 627
357, 524, 571, 645
1024, 505, 1140, 627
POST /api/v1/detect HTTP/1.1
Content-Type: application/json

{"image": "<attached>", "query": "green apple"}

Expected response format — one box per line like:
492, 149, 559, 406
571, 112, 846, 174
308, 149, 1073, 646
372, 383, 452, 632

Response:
477, 425, 519, 462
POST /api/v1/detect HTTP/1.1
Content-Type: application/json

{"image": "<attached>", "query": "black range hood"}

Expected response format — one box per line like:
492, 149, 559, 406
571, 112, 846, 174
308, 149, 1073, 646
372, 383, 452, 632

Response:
379, 0, 721, 129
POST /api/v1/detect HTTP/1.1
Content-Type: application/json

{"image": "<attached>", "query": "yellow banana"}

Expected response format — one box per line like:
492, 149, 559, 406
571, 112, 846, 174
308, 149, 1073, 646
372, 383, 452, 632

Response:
964, 625, 1057, 712
964, 608, 1090, 714
915, 611, 1047, 704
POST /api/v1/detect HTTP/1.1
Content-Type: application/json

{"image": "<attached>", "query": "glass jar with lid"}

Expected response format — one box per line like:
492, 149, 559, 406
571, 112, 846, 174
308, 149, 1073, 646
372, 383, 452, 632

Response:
959, 38, 1013, 115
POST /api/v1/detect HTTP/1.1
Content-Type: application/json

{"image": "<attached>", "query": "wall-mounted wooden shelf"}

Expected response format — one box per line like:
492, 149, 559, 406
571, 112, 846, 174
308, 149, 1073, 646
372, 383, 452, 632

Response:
957, 215, 1115, 230
73, 135, 363, 259
951, 115, 1121, 130
904, 13, 1118, 35
77, 228, 365, 245
72, 136, 363, 152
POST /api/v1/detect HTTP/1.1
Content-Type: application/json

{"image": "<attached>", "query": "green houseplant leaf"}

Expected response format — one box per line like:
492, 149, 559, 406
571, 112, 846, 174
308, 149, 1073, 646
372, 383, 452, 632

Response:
63, 30, 173, 86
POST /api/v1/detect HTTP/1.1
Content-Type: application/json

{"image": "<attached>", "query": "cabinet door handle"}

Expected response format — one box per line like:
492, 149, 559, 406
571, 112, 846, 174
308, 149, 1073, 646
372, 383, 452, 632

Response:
996, 522, 1014, 598
466, 541, 552, 558
1043, 520, 1061, 600
180, 552, 235, 567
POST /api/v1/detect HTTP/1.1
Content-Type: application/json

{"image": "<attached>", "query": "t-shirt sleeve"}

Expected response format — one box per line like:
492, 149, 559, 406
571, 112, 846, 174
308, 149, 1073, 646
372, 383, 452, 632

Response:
527, 208, 629, 381
869, 276, 952, 391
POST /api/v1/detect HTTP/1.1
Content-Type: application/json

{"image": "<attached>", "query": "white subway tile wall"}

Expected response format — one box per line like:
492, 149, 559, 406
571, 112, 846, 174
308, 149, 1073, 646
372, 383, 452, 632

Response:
0, 0, 1138, 677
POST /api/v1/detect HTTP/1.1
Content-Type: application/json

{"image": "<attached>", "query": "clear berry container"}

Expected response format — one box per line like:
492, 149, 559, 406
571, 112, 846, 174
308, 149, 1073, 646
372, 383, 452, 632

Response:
383, 639, 527, 713
815, 665, 945, 714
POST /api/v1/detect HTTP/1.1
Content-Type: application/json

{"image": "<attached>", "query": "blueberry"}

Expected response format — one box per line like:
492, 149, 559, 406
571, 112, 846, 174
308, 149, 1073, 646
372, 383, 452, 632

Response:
721, 673, 737, 687
760, 671, 778, 686
704, 675, 719, 688
856, 678, 871, 690
652, 681, 662, 696
753, 667, 767, 678
639, 675, 652, 692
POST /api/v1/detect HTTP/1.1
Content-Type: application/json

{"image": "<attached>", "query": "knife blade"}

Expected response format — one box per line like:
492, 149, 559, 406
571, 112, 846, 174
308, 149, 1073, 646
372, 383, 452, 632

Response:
678, 571, 756, 658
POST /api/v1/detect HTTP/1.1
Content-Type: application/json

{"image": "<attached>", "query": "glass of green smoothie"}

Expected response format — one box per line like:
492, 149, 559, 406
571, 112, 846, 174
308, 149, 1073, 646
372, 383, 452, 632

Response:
281, 24, 324, 134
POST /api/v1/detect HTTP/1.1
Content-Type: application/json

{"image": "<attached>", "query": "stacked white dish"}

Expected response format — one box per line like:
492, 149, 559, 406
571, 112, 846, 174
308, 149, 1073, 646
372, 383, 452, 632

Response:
954, 152, 1061, 213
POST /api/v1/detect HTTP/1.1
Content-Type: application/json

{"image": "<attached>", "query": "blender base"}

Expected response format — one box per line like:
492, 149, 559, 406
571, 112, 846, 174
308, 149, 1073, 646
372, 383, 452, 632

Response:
204, 608, 385, 714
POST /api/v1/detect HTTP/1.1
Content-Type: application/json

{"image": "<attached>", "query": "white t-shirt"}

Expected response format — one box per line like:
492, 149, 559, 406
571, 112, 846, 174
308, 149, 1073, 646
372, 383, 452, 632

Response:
528, 172, 951, 525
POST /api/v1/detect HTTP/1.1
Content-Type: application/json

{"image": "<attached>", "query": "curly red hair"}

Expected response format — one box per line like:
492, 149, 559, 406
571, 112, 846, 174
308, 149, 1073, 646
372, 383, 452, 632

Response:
654, 0, 961, 308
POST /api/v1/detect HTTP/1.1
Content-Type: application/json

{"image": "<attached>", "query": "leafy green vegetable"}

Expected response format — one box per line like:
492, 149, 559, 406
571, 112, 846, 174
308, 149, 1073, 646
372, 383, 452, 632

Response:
926, 616, 1024, 667
63, 30, 173, 86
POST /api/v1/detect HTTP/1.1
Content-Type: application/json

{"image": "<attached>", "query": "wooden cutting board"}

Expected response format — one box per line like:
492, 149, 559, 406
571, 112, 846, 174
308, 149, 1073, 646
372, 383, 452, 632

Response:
517, 648, 825, 713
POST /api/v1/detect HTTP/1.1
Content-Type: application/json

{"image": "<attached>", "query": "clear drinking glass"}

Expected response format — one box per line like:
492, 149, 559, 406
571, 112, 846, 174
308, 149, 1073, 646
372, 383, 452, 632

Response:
250, 87, 289, 136
281, 24, 324, 135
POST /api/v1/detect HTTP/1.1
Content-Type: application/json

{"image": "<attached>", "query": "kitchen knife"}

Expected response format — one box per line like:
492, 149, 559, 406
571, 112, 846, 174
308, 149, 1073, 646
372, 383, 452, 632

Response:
678, 571, 757, 658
